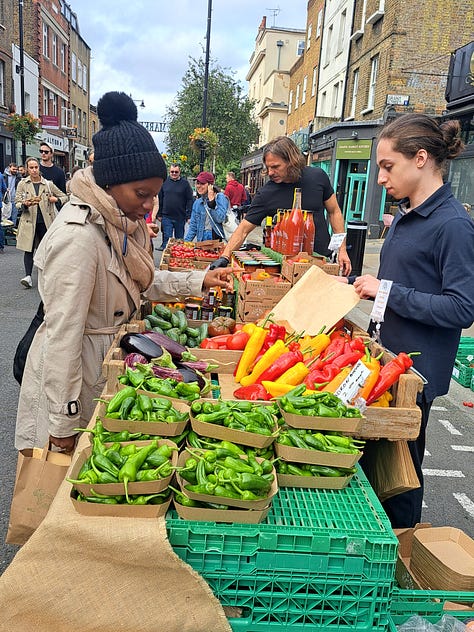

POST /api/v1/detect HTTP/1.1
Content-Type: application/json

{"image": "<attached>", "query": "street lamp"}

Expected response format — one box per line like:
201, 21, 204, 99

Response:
129, 95, 145, 109
200, 0, 213, 172
18, 0, 27, 164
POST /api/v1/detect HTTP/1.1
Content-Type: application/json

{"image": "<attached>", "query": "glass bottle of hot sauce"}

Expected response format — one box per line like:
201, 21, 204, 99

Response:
263, 216, 273, 247
303, 210, 316, 255
270, 211, 281, 251
279, 209, 290, 254
286, 187, 304, 256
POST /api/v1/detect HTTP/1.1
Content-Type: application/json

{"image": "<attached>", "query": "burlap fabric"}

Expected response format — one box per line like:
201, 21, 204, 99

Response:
0, 436, 231, 632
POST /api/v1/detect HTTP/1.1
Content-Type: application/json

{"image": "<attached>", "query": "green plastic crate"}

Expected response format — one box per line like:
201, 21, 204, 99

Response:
216, 574, 393, 631
390, 588, 474, 625
167, 469, 398, 582
451, 358, 474, 387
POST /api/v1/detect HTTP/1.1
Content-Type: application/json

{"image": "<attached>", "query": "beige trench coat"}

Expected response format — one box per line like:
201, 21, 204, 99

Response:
15, 196, 206, 450
15, 176, 69, 252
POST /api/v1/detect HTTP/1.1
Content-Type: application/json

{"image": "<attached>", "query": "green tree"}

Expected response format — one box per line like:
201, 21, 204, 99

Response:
165, 56, 260, 179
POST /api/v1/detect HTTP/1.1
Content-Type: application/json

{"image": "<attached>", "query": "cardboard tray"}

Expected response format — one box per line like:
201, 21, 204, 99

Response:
176, 451, 278, 510
191, 347, 242, 374
97, 400, 189, 437
71, 489, 172, 518
277, 472, 354, 489
280, 406, 363, 434
69, 441, 178, 497
275, 441, 362, 468
190, 400, 278, 449
172, 495, 271, 523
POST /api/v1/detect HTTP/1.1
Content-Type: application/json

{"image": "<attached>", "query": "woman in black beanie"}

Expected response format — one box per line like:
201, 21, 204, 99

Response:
15, 92, 232, 454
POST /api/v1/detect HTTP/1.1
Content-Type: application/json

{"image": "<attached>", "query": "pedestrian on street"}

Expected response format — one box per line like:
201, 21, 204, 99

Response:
345, 113, 474, 528
0, 171, 7, 254
157, 163, 193, 250
38, 141, 67, 194
224, 171, 247, 208
3, 163, 22, 226
185, 171, 228, 242
14, 157, 68, 288
210, 136, 351, 275
14, 92, 232, 454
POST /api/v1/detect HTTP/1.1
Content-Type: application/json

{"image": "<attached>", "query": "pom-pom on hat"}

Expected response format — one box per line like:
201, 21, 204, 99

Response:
92, 91, 167, 187
196, 171, 215, 184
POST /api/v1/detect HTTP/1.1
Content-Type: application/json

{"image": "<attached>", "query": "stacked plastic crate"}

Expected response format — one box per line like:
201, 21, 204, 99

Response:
451, 337, 474, 387
166, 467, 398, 632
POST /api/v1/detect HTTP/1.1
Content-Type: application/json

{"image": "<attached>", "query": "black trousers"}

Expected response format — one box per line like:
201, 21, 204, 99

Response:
360, 392, 432, 528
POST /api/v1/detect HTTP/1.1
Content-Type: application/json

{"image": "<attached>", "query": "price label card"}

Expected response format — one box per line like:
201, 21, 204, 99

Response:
328, 232, 346, 252
335, 360, 371, 406
370, 279, 393, 324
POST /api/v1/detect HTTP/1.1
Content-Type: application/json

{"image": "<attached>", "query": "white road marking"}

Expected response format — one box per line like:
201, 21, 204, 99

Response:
431, 406, 447, 411
422, 500, 428, 508
438, 419, 462, 435
424, 449, 431, 456
453, 493, 474, 519
422, 469, 465, 477
451, 445, 474, 452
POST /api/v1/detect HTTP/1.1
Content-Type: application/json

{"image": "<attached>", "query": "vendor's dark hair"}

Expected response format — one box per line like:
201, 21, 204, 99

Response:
263, 136, 306, 182
379, 113, 464, 171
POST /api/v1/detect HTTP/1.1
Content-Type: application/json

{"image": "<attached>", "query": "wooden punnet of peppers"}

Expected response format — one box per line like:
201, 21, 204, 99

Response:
275, 428, 365, 468
176, 448, 277, 509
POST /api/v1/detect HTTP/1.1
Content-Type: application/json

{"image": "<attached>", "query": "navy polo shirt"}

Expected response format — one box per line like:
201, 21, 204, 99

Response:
375, 183, 474, 401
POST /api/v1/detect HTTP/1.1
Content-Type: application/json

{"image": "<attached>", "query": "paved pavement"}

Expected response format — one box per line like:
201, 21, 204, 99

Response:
0, 236, 472, 576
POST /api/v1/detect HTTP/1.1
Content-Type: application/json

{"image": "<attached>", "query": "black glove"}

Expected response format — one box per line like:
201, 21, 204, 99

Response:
209, 256, 230, 270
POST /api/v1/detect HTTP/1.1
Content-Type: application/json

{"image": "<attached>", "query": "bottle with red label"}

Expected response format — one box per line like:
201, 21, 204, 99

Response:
263, 216, 273, 247
285, 188, 305, 256
303, 210, 316, 255
279, 210, 290, 255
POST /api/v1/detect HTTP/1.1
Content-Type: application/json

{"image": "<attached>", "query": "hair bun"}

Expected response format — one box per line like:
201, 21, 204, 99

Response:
97, 92, 137, 128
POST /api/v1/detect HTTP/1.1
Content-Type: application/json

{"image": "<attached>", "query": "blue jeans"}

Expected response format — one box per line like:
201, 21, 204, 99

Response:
161, 216, 185, 248
0, 223, 4, 250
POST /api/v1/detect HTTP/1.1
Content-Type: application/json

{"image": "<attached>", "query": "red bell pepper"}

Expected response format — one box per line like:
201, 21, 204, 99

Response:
233, 384, 271, 401
304, 364, 340, 389
366, 352, 420, 405
320, 336, 347, 360
255, 350, 303, 384
349, 336, 367, 353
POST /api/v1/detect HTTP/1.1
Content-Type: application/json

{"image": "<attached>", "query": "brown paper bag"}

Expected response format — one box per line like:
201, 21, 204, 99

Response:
362, 439, 420, 502
6, 445, 71, 545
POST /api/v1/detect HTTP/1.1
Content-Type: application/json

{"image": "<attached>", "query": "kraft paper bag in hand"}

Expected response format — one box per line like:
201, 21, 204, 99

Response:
361, 439, 420, 502
6, 445, 71, 545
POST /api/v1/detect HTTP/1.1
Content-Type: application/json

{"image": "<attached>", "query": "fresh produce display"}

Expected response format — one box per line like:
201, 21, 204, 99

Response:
100, 388, 191, 421
278, 385, 363, 419
75, 418, 190, 446
170, 486, 232, 510
276, 461, 357, 478
169, 242, 222, 260
143, 305, 209, 348
72, 488, 172, 506
186, 431, 274, 461
190, 400, 280, 437
177, 447, 275, 502
67, 438, 177, 502
277, 428, 365, 454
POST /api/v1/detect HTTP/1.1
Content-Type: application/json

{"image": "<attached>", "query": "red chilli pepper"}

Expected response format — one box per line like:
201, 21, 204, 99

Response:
366, 352, 420, 405
233, 384, 271, 401
256, 350, 303, 384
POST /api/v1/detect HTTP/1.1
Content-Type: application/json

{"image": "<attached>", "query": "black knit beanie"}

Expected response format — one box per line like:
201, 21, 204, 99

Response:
92, 91, 167, 187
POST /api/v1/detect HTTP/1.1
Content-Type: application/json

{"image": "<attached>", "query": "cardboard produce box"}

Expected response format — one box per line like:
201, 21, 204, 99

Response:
281, 252, 339, 285
172, 493, 271, 524
70, 489, 171, 518
237, 297, 278, 323
276, 471, 354, 489
275, 441, 362, 468
236, 270, 291, 302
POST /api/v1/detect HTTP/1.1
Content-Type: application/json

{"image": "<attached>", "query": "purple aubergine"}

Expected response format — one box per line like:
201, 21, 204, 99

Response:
151, 365, 184, 381
142, 330, 188, 361
175, 364, 206, 390
181, 361, 215, 373
120, 333, 164, 361
123, 353, 148, 368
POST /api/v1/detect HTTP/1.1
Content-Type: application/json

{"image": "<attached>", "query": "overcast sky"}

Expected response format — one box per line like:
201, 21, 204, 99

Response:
70, 0, 308, 149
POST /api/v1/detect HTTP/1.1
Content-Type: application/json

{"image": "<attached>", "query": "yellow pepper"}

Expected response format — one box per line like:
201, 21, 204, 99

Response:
234, 326, 268, 383
322, 366, 352, 392
242, 322, 257, 336
240, 339, 287, 386
302, 327, 332, 359
369, 391, 393, 407
261, 381, 317, 397
274, 361, 309, 385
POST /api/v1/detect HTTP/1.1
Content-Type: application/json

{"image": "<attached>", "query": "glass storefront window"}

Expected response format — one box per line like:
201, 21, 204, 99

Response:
449, 157, 473, 217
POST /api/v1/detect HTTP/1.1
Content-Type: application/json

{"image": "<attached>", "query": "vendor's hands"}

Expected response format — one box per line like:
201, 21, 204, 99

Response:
338, 248, 352, 276
353, 274, 380, 299
49, 433, 77, 453
203, 267, 234, 292
209, 256, 230, 270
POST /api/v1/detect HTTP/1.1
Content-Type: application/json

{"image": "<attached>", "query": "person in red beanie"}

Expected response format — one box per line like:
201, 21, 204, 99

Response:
185, 171, 228, 241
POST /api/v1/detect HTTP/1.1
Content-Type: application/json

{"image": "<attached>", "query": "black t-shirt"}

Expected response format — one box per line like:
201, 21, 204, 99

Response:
40, 164, 66, 193
244, 166, 334, 255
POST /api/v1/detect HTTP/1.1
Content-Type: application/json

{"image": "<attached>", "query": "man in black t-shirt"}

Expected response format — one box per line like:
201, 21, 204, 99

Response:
39, 142, 67, 194
211, 136, 351, 275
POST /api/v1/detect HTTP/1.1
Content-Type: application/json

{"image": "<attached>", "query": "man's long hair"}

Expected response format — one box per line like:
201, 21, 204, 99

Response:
263, 136, 306, 182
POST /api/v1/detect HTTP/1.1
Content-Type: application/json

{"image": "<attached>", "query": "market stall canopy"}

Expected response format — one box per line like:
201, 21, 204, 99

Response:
268, 266, 360, 335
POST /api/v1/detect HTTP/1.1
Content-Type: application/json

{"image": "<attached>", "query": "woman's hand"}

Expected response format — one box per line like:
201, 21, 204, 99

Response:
207, 184, 215, 202
203, 266, 234, 291
353, 274, 380, 299
48, 195, 58, 203
49, 433, 77, 453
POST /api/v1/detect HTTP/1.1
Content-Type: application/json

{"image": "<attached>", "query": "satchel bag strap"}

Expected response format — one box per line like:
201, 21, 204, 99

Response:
204, 202, 226, 241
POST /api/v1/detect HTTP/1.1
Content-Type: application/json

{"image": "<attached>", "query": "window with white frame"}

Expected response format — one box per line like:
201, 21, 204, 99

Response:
72, 105, 76, 128
43, 88, 48, 116
295, 84, 300, 110
0, 61, 4, 107
83, 112, 87, 138
325, 25, 333, 66
60, 43, 66, 72
71, 52, 77, 83
52, 93, 58, 117
52, 34, 57, 65
302, 76, 307, 105
288, 89, 293, 114
311, 67, 317, 97
297, 40, 305, 56
43, 23, 49, 58
320, 91, 327, 116
337, 10, 346, 54
307, 23, 312, 49
77, 60, 83, 88
316, 10, 323, 37
83, 65, 87, 92
367, 54, 379, 110
61, 100, 67, 127
77, 108, 82, 136
332, 82, 340, 117
349, 68, 359, 118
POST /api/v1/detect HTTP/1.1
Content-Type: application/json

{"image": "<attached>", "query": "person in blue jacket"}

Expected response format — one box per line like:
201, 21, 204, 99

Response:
351, 113, 474, 528
185, 171, 227, 241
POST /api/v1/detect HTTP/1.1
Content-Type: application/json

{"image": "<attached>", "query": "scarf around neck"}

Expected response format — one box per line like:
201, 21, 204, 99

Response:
69, 167, 155, 301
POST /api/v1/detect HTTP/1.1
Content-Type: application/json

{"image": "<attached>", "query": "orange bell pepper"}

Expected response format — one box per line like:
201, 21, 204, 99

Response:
355, 349, 383, 402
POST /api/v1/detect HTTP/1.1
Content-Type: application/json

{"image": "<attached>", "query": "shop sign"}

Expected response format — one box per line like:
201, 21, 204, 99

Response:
41, 115, 59, 129
241, 152, 263, 169
312, 149, 333, 162
336, 139, 372, 160
386, 94, 410, 106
